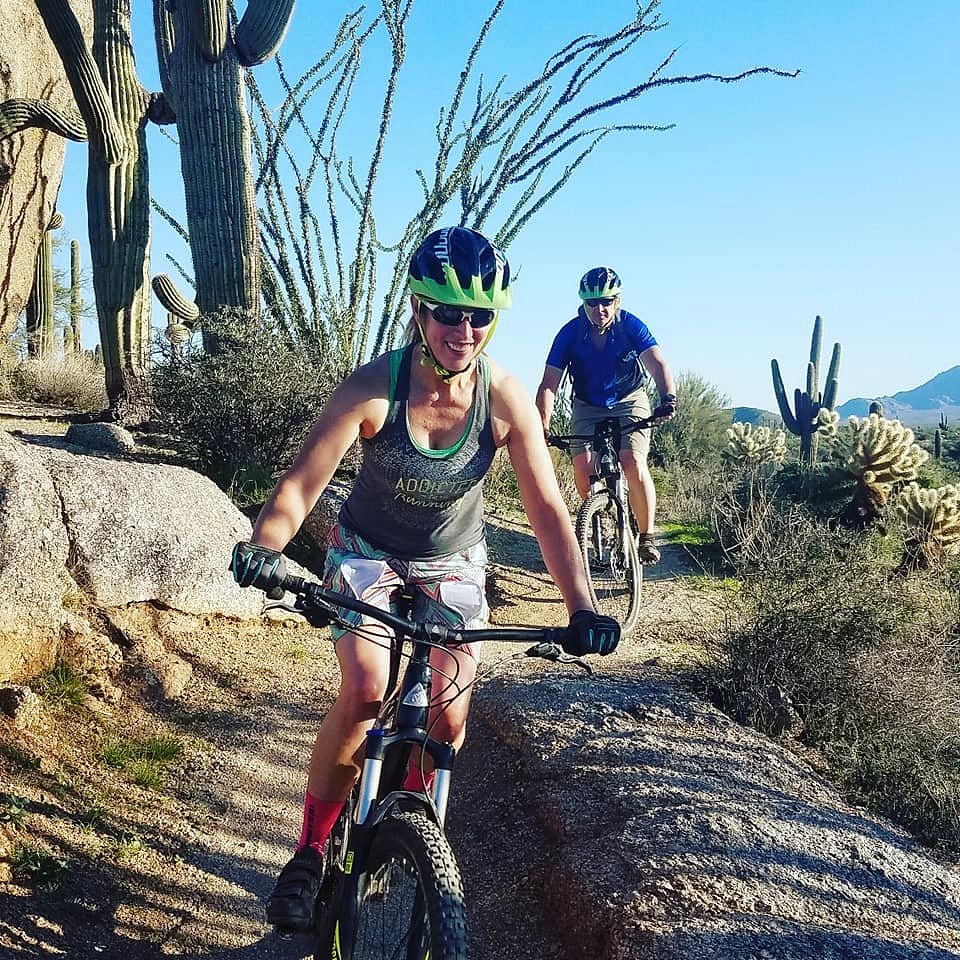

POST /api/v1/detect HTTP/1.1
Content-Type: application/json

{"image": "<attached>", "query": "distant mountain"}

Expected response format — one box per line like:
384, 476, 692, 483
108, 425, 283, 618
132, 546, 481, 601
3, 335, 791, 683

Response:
729, 406, 782, 427
837, 365, 960, 426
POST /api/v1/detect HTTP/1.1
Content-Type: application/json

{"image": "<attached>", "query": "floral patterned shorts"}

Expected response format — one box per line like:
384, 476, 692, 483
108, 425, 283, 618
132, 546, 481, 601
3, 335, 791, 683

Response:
322, 521, 489, 641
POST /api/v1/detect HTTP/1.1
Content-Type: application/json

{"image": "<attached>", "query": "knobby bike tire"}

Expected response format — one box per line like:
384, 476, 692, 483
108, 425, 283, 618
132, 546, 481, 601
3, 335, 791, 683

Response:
575, 490, 642, 635
324, 810, 468, 960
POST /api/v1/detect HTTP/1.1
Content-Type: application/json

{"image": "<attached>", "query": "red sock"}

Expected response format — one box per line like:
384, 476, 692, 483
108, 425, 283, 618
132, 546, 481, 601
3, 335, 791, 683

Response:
402, 764, 436, 794
297, 792, 344, 854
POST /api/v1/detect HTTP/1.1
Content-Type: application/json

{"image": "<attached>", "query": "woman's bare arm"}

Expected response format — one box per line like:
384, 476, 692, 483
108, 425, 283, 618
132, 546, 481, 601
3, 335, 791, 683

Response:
492, 365, 593, 615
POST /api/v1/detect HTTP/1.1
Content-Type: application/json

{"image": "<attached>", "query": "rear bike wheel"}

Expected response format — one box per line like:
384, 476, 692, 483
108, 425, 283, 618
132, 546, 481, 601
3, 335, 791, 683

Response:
576, 490, 642, 635
332, 809, 468, 960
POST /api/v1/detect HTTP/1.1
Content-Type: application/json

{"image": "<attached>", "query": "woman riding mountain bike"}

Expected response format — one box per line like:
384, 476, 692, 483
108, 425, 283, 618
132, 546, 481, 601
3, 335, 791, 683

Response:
231, 225, 619, 934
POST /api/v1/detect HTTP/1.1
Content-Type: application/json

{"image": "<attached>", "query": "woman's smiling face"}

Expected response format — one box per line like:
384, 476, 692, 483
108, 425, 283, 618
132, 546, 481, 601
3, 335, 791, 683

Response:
414, 297, 493, 373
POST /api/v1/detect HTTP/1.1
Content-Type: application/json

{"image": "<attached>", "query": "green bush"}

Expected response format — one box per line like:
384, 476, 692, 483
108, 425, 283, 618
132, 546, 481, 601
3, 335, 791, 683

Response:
151, 312, 338, 499
649, 371, 730, 470
711, 510, 960, 850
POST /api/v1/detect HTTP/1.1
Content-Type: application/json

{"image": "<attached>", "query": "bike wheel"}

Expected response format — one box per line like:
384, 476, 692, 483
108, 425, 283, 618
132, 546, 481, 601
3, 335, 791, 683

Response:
335, 810, 468, 960
576, 490, 642, 635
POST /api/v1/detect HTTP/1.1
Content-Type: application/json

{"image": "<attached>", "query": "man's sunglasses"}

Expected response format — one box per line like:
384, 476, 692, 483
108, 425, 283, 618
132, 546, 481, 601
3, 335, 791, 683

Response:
421, 300, 496, 328
585, 297, 616, 308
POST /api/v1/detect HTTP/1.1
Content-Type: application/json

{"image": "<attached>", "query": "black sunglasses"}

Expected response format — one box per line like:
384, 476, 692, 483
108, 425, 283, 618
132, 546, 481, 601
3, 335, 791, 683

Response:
422, 300, 496, 328
585, 297, 616, 308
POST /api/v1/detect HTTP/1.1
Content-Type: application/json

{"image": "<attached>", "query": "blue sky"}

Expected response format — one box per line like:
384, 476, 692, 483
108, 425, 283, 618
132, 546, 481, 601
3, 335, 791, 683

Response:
54, 0, 959, 409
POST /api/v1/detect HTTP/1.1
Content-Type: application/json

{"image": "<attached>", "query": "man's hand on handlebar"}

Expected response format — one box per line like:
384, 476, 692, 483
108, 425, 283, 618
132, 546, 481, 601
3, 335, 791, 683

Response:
231, 541, 287, 596
564, 610, 621, 656
652, 393, 677, 423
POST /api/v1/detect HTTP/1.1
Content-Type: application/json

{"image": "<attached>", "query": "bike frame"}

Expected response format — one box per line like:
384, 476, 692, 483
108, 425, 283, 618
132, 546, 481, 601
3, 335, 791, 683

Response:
550, 416, 653, 565
270, 575, 585, 959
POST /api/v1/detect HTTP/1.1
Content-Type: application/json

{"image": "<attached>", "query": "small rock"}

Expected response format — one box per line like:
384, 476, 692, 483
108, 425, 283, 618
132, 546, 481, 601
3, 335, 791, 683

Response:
65, 422, 136, 454
0, 684, 41, 726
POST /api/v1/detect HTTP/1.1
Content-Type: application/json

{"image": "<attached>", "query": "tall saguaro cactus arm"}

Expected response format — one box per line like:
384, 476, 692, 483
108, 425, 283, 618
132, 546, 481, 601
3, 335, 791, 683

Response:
236, 0, 296, 66
195, 0, 229, 61
0, 99, 87, 142
771, 358, 799, 433
155, 0, 296, 326
34, 0, 125, 163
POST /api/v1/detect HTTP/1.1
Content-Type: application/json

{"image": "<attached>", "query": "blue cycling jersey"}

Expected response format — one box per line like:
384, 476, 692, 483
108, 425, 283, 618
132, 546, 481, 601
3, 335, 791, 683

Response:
545, 307, 657, 408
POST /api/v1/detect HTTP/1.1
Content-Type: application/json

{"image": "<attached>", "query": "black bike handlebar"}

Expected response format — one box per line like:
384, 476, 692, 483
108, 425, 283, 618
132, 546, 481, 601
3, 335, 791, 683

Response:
547, 415, 657, 450
277, 574, 571, 648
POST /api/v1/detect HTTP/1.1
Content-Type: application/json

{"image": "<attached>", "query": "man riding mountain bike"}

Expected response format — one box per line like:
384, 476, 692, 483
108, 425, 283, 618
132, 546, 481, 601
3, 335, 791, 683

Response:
536, 266, 677, 565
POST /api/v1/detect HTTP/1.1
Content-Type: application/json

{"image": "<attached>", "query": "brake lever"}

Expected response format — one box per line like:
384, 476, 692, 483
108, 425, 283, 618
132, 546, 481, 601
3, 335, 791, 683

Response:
524, 642, 593, 675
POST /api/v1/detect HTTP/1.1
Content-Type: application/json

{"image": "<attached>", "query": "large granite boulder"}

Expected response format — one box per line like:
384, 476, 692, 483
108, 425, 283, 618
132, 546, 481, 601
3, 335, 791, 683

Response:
0, 431, 266, 683
0, 432, 72, 678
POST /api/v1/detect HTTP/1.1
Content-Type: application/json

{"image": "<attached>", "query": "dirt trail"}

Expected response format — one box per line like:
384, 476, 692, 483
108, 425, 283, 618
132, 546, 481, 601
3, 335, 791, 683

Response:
0, 502, 696, 959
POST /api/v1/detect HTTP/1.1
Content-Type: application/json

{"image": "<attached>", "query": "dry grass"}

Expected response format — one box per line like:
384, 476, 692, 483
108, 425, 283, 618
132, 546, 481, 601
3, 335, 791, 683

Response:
0, 353, 105, 411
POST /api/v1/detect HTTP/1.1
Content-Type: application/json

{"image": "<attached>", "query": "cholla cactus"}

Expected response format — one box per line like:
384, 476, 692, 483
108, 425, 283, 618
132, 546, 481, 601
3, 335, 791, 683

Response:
724, 422, 787, 466
816, 407, 840, 442
835, 414, 928, 490
833, 413, 929, 528
896, 482, 960, 569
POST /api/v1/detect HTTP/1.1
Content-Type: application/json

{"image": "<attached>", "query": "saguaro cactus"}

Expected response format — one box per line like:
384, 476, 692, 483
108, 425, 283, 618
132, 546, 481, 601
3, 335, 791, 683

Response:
154, 0, 295, 326
33, 0, 162, 422
24, 210, 63, 358
771, 315, 842, 466
69, 238, 83, 353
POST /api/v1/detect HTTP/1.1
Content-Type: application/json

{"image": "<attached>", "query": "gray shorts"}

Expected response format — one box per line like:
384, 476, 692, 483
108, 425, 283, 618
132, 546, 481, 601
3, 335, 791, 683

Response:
570, 388, 652, 458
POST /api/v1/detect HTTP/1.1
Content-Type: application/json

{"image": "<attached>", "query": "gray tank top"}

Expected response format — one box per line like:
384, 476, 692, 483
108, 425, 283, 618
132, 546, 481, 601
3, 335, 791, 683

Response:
339, 344, 496, 559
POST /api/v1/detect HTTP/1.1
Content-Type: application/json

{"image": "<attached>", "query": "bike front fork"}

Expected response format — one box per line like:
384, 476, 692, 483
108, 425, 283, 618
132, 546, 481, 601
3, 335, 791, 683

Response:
355, 728, 454, 826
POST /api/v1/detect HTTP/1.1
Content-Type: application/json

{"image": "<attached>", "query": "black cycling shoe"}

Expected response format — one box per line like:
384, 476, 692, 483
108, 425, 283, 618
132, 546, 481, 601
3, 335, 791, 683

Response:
266, 847, 324, 932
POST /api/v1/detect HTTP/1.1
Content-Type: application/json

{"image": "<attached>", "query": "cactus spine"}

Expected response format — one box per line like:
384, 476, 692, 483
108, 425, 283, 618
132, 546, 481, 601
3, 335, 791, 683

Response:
771, 315, 842, 466
24, 211, 63, 358
155, 0, 295, 327
35, 0, 154, 422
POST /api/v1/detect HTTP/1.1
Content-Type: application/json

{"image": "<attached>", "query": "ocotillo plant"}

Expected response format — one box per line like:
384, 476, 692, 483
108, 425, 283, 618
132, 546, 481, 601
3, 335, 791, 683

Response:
69, 239, 82, 354
25, 211, 63, 359
154, 0, 295, 329
771, 315, 842, 465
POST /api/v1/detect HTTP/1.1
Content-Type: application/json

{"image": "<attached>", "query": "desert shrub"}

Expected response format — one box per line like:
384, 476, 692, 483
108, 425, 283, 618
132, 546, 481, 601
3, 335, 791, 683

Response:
151, 312, 338, 499
0, 353, 105, 411
649, 371, 730, 470
711, 510, 960, 849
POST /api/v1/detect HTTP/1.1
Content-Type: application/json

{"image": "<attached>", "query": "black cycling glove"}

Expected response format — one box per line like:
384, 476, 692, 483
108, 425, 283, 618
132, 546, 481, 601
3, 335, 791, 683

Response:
231, 541, 287, 593
652, 393, 677, 421
564, 610, 621, 657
